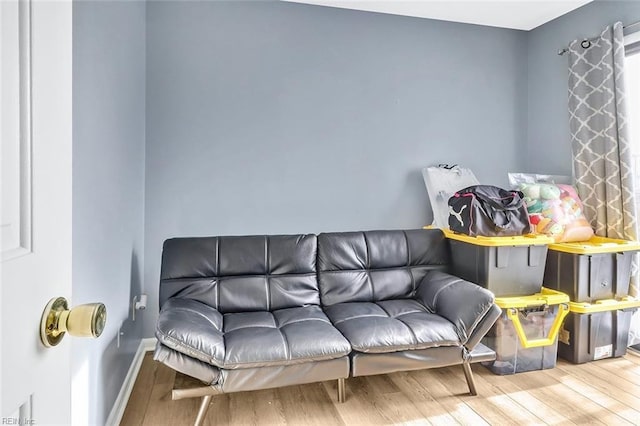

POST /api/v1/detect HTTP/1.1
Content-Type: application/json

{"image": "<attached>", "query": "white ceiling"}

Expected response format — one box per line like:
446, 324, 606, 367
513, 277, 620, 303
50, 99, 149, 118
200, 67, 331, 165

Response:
284, 0, 593, 31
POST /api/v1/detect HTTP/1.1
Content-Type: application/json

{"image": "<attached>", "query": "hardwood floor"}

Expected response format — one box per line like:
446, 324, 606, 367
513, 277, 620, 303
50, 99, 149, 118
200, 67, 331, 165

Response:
120, 352, 640, 425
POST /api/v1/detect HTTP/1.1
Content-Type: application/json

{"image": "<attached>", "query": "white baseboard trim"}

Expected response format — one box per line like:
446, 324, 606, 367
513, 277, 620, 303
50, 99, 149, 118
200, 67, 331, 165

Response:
141, 337, 157, 352
106, 337, 157, 426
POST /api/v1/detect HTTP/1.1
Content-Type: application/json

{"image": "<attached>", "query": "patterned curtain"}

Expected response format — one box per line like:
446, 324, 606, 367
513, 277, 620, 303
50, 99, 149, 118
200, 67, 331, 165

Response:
568, 22, 640, 345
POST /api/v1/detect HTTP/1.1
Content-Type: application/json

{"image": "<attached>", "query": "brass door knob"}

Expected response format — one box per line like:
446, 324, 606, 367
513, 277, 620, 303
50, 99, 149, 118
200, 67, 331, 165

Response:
40, 297, 107, 347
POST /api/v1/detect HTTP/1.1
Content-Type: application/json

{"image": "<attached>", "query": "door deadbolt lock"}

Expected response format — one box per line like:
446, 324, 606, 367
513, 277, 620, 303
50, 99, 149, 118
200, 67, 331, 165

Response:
40, 297, 107, 347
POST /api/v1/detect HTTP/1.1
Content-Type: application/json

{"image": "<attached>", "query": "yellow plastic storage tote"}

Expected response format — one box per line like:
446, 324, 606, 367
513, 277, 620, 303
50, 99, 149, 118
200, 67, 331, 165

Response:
544, 236, 640, 302
440, 228, 553, 297
558, 296, 640, 363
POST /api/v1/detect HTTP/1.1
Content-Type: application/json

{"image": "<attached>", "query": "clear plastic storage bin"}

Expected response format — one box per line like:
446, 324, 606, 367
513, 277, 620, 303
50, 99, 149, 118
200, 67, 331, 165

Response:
482, 288, 569, 375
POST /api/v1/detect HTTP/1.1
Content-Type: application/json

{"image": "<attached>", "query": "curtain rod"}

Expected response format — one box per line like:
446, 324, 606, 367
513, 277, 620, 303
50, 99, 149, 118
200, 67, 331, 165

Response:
557, 20, 640, 56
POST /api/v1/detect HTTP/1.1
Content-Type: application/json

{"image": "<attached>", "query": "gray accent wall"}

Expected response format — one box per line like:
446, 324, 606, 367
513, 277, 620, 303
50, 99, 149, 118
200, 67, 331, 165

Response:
144, 1, 528, 335
72, 1, 145, 424
526, 0, 640, 175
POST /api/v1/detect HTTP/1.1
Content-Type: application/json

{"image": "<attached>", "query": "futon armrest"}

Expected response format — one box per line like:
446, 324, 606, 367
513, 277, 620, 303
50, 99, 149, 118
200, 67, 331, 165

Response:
415, 270, 498, 347
155, 298, 226, 367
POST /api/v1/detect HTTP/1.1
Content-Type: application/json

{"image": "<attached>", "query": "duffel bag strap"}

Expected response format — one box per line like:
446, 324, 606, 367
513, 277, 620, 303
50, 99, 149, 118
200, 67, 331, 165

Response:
474, 190, 524, 212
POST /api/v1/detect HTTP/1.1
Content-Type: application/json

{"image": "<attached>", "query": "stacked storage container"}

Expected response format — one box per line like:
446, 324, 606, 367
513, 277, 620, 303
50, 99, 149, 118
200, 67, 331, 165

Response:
484, 289, 569, 374
444, 231, 551, 297
543, 237, 640, 363
440, 229, 570, 374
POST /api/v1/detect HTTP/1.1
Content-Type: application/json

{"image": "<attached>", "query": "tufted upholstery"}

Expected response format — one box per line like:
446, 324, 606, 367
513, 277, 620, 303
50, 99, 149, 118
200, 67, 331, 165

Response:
323, 299, 460, 353
317, 230, 449, 306
157, 298, 351, 369
154, 228, 500, 396
156, 298, 225, 366
159, 234, 319, 312
223, 305, 351, 368
317, 230, 496, 355
416, 270, 499, 344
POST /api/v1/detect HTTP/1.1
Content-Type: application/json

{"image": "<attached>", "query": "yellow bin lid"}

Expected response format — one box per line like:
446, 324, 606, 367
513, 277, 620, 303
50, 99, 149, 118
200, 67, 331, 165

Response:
494, 288, 570, 309
436, 227, 553, 247
569, 296, 640, 313
548, 236, 640, 254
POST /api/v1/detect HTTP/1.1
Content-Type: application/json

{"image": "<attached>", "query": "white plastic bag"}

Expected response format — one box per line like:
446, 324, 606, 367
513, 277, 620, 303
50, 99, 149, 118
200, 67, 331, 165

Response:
507, 172, 571, 185
422, 164, 479, 229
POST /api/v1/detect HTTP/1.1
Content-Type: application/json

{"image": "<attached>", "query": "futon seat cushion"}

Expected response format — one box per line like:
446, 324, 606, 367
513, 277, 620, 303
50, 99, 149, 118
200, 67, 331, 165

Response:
223, 305, 351, 369
323, 299, 461, 353
156, 298, 351, 369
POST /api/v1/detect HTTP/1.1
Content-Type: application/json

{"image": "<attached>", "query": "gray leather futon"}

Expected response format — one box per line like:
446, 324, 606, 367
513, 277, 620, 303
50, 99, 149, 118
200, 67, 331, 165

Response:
154, 228, 501, 425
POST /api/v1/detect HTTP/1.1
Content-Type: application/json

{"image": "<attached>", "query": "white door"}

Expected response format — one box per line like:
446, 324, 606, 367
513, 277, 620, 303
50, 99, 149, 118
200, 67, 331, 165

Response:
1, 0, 73, 424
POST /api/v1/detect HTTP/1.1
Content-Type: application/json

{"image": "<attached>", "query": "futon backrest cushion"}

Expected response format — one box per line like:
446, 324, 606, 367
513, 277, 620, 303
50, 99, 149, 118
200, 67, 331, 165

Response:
317, 229, 448, 306
159, 234, 318, 313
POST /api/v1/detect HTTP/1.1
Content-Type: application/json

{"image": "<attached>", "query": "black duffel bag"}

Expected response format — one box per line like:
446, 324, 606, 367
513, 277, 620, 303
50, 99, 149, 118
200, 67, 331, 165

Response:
448, 185, 531, 237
